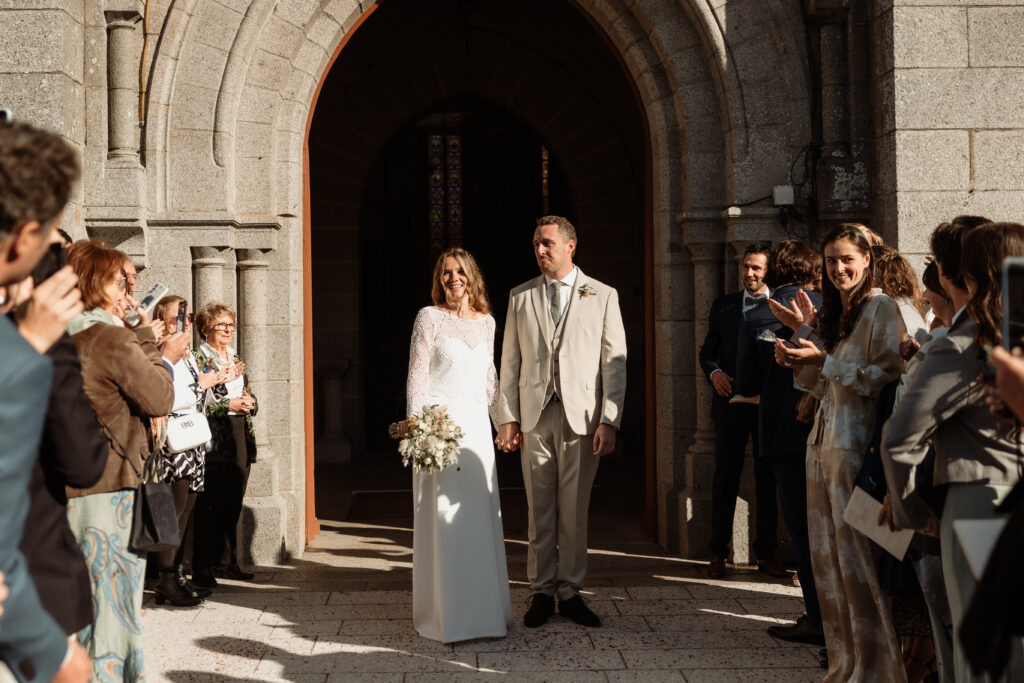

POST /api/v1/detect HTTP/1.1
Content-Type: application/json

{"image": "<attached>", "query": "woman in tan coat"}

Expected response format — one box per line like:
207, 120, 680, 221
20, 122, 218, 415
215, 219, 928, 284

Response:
776, 224, 907, 682
65, 242, 178, 682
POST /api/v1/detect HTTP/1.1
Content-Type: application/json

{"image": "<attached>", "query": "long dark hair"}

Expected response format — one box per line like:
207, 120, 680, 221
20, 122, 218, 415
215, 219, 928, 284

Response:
962, 222, 1024, 348
818, 224, 876, 352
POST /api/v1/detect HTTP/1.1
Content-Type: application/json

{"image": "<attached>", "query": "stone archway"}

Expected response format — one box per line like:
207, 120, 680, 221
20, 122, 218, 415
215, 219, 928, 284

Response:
140, 0, 811, 561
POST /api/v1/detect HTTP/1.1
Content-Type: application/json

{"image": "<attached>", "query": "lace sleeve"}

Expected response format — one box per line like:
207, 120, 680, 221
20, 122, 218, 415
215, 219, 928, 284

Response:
486, 315, 499, 428
406, 308, 434, 416
486, 316, 498, 408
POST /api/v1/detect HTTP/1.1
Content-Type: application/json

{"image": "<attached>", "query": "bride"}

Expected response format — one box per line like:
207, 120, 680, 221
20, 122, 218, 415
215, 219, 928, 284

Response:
399, 247, 511, 642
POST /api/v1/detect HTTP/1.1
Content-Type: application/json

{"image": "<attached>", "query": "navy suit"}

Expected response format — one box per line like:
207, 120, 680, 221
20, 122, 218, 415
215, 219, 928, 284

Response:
748, 283, 822, 619
0, 316, 68, 682
698, 292, 778, 559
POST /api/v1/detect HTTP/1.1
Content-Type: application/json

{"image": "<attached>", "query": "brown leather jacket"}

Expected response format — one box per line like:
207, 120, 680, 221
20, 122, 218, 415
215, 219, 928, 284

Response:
68, 324, 173, 497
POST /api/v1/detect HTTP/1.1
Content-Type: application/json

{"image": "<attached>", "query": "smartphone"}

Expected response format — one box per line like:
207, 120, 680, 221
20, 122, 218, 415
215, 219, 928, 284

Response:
1002, 257, 1024, 352
123, 282, 168, 328
28, 242, 68, 286
176, 301, 188, 333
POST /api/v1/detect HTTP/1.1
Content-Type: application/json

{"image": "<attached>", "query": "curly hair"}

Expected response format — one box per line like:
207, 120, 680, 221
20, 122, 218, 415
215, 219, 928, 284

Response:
818, 224, 876, 352
430, 248, 491, 315
195, 301, 236, 341
871, 245, 927, 317
66, 240, 128, 311
962, 222, 1024, 348
0, 121, 80, 240
765, 240, 819, 288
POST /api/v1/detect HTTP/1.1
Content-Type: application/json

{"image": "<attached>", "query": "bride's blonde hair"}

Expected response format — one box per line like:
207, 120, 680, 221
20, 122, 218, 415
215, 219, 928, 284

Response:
431, 248, 491, 315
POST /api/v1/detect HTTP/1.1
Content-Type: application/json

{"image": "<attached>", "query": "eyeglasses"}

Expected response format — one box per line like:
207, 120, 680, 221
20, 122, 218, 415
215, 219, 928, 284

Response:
114, 278, 128, 292
213, 323, 236, 331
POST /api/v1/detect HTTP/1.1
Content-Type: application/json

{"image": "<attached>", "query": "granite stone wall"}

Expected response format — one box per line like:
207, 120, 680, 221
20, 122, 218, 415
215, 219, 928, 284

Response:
5, 0, 1011, 562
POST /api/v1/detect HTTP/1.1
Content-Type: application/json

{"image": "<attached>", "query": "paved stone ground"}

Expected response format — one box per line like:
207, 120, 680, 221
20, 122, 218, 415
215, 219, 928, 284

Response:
142, 517, 823, 682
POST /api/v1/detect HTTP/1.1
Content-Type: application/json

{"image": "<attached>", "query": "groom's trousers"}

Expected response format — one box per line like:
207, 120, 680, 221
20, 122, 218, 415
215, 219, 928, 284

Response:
521, 398, 599, 601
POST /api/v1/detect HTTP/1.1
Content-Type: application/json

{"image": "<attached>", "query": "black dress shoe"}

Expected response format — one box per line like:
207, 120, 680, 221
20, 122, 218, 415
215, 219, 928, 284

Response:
558, 595, 601, 627
767, 614, 825, 646
177, 565, 211, 597
214, 563, 255, 581
819, 647, 828, 669
523, 594, 555, 628
191, 568, 218, 589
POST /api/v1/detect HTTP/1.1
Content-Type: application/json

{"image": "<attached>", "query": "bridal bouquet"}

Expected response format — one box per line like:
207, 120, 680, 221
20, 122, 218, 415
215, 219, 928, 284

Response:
389, 404, 463, 473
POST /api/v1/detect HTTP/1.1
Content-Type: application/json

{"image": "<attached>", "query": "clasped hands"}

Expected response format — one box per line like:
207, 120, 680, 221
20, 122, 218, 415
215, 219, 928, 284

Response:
494, 421, 616, 457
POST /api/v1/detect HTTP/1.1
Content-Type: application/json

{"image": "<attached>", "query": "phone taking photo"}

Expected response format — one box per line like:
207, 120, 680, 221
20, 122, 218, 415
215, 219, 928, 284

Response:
1002, 257, 1024, 353
176, 300, 188, 333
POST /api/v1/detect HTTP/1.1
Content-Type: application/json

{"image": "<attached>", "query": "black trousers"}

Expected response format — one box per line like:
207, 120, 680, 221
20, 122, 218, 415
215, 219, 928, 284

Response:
193, 416, 250, 570
709, 403, 778, 558
770, 452, 820, 619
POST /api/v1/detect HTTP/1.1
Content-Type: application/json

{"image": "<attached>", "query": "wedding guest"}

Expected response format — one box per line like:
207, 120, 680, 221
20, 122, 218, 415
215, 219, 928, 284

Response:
0, 119, 91, 683
192, 302, 258, 588
122, 258, 137, 298
65, 241, 178, 681
883, 222, 1024, 682
150, 296, 227, 606
872, 245, 929, 344
775, 223, 907, 682
752, 240, 825, 648
17, 235, 107, 638
698, 242, 784, 580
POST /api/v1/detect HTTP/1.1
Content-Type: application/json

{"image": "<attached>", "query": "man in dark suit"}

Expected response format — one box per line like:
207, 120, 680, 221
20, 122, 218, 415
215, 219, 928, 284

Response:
0, 120, 90, 682
698, 242, 782, 579
750, 241, 826, 648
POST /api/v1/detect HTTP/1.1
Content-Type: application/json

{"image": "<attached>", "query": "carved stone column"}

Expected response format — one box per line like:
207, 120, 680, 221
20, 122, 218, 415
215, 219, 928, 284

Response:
236, 249, 270, 421
680, 210, 725, 558
103, 9, 142, 162
191, 247, 228, 310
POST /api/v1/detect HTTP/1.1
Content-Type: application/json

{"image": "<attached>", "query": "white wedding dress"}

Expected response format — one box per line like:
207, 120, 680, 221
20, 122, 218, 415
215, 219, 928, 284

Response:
406, 306, 511, 642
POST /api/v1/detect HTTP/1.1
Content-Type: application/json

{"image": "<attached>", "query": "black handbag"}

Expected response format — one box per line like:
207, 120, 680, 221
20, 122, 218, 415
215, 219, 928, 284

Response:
98, 417, 181, 555
129, 458, 180, 555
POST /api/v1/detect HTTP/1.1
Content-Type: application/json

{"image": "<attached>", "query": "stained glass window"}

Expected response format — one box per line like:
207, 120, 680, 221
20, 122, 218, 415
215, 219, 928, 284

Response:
541, 145, 550, 214
427, 133, 463, 253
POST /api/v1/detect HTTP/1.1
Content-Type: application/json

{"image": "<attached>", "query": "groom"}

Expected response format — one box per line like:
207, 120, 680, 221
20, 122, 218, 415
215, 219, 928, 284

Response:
496, 215, 627, 629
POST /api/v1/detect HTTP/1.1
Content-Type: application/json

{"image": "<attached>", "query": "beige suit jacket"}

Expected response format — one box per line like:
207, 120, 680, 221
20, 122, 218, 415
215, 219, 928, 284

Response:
497, 269, 627, 435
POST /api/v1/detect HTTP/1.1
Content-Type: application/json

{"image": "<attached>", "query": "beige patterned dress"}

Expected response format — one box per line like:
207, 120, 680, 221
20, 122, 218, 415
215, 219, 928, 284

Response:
797, 290, 907, 683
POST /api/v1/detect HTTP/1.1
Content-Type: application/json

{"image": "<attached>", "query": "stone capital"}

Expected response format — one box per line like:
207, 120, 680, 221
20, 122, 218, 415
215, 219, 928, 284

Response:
103, 9, 142, 29
723, 205, 781, 257
678, 209, 725, 262
190, 246, 229, 268
236, 248, 272, 270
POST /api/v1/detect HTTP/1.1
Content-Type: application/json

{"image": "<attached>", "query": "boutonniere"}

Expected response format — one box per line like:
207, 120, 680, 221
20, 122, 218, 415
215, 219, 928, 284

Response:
577, 284, 597, 300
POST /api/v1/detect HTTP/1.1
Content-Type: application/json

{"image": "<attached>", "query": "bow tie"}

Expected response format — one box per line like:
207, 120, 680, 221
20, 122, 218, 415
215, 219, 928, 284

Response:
743, 295, 769, 307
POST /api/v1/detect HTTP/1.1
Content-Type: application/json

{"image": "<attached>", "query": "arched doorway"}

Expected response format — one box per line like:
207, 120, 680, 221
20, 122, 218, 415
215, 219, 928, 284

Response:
306, 0, 651, 541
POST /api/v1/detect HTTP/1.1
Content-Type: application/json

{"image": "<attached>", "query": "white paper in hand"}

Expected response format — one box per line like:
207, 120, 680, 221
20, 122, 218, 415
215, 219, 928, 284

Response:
842, 487, 914, 560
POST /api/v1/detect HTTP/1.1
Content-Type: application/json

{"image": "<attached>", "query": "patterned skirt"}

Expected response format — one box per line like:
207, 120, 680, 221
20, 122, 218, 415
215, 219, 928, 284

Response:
155, 444, 206, 492
66, 490, 146, 683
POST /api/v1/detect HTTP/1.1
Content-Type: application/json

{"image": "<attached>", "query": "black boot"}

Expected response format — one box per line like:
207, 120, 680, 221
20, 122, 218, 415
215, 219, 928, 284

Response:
177, 565, 211, 598
155, 569, 202, 607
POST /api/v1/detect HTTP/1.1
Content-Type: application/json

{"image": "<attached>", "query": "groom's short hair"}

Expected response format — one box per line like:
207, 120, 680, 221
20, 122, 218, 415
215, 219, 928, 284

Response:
537, 215, 577, 246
